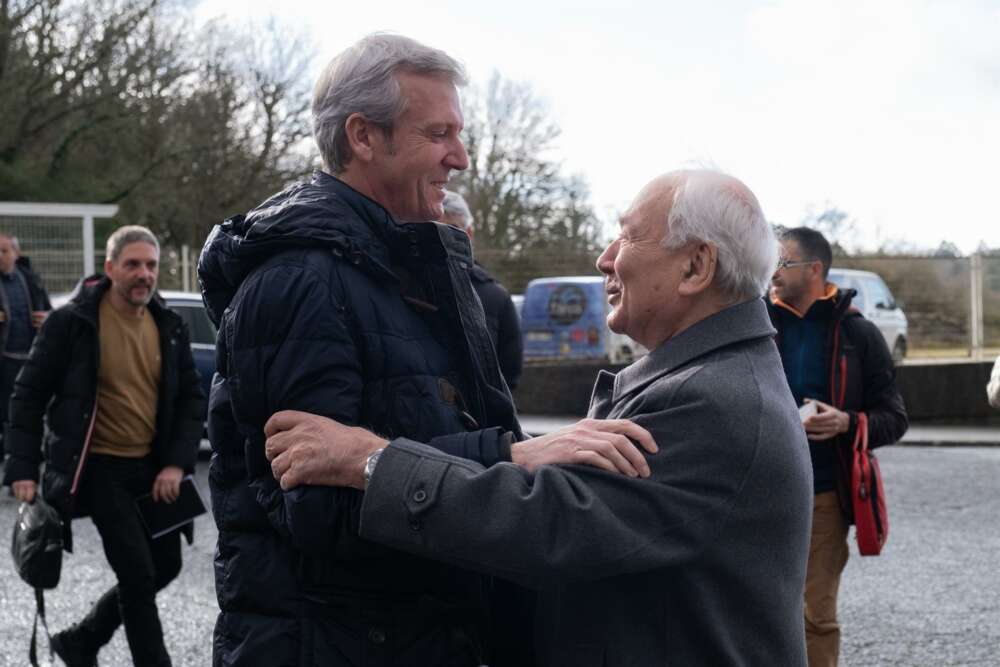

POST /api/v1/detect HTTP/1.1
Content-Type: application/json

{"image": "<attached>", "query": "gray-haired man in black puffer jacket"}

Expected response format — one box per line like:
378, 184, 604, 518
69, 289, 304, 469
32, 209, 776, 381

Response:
198, 33, 652, 667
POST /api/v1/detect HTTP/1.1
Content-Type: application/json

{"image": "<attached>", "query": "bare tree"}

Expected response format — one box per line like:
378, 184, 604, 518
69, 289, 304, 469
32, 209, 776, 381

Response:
0, 0, 315, 252
452, 71, 603, 259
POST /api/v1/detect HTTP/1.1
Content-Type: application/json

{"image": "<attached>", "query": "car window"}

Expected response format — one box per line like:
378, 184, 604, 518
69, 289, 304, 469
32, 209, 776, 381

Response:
865, 277, 894, 309
170, 302, 216, 345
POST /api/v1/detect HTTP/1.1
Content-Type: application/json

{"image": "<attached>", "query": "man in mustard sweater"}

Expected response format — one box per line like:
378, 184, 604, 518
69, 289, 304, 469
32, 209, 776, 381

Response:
4, 225, 205, 667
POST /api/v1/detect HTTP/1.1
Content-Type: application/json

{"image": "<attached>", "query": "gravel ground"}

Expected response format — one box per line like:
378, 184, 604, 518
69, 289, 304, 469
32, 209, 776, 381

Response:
1, 446, 998, 666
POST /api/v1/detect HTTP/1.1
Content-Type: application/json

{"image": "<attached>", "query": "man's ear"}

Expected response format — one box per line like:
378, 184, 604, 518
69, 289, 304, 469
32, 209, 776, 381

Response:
344, 113, 378, 163
678, 242, 718, 296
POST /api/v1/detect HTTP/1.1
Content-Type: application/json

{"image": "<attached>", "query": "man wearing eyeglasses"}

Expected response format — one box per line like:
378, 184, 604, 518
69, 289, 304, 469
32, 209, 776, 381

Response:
768, 227, 908, 666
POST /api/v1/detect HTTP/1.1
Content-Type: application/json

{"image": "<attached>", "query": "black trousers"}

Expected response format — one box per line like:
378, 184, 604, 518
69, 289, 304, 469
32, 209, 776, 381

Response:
71, 454, 181, 667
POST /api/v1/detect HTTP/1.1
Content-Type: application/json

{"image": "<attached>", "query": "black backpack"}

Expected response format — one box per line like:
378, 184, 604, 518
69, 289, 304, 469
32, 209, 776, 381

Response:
11, 496, 64, 666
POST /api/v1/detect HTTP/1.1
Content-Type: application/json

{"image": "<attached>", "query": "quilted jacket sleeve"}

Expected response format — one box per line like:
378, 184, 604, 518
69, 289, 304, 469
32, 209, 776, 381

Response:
224, 260, 366, 553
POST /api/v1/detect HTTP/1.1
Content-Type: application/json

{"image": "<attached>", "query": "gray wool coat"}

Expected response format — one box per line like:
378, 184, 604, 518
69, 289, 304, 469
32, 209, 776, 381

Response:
360, 298, 813, 666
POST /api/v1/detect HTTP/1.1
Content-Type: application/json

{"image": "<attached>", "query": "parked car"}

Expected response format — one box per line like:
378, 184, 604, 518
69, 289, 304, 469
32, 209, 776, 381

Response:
827, 268, 908, 363
50, 290, 216, 402
520, 276, 646, 364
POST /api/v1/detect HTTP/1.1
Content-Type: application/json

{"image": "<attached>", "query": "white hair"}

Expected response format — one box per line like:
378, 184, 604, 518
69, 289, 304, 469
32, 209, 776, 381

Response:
312, 33, 467, 173
440, 190, 472, 229
664, 170, 777, 302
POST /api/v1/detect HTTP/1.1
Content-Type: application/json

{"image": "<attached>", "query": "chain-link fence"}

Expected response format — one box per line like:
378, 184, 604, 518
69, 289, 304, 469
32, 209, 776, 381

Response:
797, 255, 999, 359
0, 214, 87, 293
480, 250, 1000, 361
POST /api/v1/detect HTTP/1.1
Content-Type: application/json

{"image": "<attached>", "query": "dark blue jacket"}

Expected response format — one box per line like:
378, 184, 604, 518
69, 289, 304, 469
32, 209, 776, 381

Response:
198, 172, 523, 666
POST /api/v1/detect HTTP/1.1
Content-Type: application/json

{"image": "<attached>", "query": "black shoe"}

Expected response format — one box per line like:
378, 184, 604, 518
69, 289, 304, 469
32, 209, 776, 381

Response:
50, 631, 98, 667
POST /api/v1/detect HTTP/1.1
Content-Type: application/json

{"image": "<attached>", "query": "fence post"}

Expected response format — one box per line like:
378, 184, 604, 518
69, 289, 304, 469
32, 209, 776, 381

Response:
181, 245, 191, 292
82, 214, 95, 276
970, 253, 984, 359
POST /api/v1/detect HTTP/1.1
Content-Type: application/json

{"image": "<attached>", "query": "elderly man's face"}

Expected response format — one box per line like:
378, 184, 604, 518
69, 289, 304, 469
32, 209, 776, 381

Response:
0, 236, 18, 275
596, 177, 689, 348
371, 72, 469, 222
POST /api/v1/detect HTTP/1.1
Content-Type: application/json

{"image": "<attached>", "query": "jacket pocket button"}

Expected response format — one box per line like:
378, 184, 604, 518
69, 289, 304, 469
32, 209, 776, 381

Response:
368, 628, 386, 645
413, 489, 427, 503
409, 520, 422, 532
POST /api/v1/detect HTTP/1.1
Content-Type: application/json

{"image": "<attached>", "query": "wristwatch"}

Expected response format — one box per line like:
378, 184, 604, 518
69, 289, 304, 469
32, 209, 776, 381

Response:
363, 448, 385, 489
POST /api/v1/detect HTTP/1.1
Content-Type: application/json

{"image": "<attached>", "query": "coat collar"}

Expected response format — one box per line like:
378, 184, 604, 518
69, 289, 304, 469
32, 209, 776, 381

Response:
612, 298, 776, 402
66, 274, 173, 328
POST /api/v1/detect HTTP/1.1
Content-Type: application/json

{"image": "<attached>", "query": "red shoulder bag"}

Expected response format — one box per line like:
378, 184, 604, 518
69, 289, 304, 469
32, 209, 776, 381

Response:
851, 412, 888, 555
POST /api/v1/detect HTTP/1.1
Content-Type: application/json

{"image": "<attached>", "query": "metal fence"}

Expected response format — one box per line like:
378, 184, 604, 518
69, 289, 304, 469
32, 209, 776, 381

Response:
2, 209, 997, 362
477, 250, 1000, 361
834, 256, 1000, 358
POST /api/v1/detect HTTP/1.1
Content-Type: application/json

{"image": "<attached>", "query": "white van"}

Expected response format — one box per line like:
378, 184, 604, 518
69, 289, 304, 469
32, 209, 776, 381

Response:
827, 269, 908, 363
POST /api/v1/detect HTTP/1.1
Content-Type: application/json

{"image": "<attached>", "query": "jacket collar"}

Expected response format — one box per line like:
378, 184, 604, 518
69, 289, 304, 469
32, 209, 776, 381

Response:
768, 284, 857, 323
612, 298, 776, 402
66, 274, 172, 327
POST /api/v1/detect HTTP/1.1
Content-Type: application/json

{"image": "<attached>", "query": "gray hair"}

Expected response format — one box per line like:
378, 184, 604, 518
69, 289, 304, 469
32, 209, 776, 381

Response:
312, 33, 467, 173
440, 190, 472, 230
106, 225, 159, 263
0, 234, 20, 251
664, 170, 778, 301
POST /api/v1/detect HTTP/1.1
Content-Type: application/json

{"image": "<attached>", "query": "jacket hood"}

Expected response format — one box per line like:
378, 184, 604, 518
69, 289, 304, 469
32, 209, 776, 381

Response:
198, 171, 429, 325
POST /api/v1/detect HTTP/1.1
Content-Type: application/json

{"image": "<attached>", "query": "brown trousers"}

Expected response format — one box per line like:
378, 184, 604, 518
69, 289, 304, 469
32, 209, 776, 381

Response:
804, 491, 849, 667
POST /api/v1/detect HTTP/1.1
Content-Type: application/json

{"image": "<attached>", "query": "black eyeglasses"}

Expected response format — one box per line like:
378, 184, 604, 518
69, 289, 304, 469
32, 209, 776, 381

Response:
775, 258, 819, 271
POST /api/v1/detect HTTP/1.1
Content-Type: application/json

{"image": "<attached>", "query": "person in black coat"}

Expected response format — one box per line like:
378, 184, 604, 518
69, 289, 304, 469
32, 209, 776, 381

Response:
198, 33, 652, 667
439, 190, 523, 390
769, 227, 908, 666
4, 226, 205, 667
0, 234, 51, 455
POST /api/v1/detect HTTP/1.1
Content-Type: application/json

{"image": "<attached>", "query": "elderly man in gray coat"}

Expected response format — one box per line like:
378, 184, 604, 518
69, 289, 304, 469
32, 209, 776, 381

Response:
264, 169, 813, 665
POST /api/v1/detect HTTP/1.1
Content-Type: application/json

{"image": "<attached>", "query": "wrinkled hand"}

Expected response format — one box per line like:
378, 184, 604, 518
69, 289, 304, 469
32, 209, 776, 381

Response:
264, 411, 388, 491
31, 311, 49, 329
12, 480, 37, 503
803, 399, 851, 441
511, 418, 658, 477
152, 465, 183, 503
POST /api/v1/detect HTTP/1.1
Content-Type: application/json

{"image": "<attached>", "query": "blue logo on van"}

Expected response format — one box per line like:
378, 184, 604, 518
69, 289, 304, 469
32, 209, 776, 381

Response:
548, 285, 587, 325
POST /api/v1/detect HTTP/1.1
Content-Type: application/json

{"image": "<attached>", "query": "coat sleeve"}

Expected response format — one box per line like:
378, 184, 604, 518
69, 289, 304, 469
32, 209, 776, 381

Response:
359, 377, 770, 589
163, 319, 206, 471
988, 355, 1000, 410
495, 291, 523, 391
850, 319, 908, 448
225, 261, 367, 554
3, 309, 73, 485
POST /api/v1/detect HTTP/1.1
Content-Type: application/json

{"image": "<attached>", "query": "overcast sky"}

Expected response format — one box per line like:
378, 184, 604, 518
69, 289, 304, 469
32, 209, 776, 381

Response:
196, 0, 1000, 253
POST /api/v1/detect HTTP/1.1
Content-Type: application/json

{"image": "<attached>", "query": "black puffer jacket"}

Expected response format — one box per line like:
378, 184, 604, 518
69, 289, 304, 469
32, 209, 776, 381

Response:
767, 288, 908, 519
198, 171, 524, 667
3, 276, 205, 548
469, 262, 523, 391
